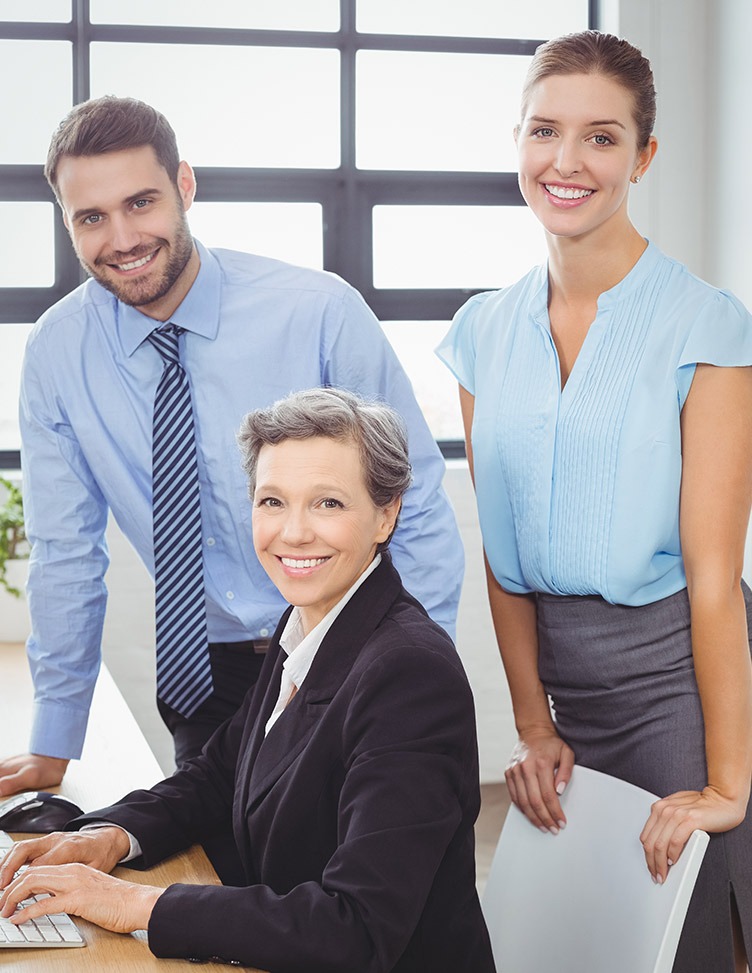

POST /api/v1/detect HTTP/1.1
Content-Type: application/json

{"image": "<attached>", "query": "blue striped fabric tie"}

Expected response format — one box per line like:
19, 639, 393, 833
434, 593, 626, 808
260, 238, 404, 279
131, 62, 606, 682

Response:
148, 324, 212, 717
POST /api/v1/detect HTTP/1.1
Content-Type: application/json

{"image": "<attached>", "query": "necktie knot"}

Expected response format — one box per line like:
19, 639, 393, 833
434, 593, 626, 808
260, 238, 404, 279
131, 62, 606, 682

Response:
148, 324, 183, 367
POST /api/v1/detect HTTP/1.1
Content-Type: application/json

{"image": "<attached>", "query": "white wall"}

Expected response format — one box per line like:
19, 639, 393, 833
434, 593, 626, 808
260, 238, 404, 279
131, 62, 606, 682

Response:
705, 0, 752, 305
443, 464, 515, 782
702, 0, 752, 603
605, 0, 711, 277
622, 0, 752, 575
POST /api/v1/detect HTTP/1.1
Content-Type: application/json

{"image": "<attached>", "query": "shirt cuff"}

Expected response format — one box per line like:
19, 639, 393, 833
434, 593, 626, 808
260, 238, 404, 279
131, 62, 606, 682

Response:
78, 823, 142, 863
29, 699, 90, 760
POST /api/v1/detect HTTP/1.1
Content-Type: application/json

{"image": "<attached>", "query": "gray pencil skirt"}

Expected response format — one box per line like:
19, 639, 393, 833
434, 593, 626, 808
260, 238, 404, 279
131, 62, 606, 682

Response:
536, 585, 752, 973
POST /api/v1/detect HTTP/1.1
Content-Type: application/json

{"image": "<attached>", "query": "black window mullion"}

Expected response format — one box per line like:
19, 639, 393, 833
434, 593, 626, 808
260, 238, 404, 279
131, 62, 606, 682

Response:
72, 0, 91, 104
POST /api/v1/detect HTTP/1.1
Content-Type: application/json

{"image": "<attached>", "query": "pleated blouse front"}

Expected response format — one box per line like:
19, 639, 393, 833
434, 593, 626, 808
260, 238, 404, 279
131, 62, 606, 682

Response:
437, 242, 752, 606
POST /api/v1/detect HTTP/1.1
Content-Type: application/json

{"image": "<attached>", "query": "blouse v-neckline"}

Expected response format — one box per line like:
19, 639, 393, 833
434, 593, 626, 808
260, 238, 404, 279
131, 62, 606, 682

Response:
534, 241, 657, 412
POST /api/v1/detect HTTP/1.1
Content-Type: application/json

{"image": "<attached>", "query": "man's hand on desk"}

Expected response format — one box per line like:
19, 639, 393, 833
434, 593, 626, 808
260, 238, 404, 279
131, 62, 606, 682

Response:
0, 753, 69, 797
0, 828, 164, 935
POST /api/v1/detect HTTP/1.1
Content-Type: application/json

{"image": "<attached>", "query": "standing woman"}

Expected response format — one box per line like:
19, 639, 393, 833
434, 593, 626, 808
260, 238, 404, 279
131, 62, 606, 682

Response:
438, 30, 752, 972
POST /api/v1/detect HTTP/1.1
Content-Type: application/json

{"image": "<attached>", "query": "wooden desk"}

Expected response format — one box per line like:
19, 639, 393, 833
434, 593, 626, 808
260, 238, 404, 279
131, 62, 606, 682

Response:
2, 643, 262, 972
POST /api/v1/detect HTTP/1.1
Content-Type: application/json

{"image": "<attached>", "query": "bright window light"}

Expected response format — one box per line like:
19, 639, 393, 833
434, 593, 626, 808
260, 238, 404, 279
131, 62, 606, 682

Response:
381, 321, 463, 440
0, 204, 56, 287
357, 50, 529, 172
0, 1, 69, 21
189, 202, 324, 270
373, 205, 546, 290
0, 325, 33, 450
357, 0, 589, 40
90, 43, 340, 168
91, 0, 339, 30
0, 41, 71, 164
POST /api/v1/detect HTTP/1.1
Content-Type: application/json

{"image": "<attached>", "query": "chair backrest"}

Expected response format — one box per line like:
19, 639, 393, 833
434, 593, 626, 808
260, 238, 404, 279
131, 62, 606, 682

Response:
482, 765, 709, 973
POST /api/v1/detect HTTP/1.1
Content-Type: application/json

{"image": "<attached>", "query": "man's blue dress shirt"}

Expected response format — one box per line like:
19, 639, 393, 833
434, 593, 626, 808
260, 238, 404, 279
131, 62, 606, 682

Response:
20, 242, 463, 759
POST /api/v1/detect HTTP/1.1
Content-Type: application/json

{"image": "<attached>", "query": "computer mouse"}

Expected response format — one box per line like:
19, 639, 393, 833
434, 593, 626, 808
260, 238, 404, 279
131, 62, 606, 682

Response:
0, 791, 84, 833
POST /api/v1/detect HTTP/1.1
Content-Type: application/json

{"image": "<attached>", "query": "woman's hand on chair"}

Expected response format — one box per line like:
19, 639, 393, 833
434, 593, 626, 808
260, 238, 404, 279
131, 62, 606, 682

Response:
640, 786, 748, 884
504, 726, 575, 834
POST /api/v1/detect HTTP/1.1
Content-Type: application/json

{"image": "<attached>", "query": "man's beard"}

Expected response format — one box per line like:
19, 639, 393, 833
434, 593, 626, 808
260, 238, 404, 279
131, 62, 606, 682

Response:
80, 210, 194, 309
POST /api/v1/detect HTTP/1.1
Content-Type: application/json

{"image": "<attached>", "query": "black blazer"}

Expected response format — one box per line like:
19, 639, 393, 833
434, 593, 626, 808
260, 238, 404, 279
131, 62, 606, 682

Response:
78, 557, 495, 973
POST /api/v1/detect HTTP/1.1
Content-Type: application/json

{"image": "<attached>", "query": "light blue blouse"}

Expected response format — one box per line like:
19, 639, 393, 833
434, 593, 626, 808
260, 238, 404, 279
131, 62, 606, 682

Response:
437, 242, 752, 606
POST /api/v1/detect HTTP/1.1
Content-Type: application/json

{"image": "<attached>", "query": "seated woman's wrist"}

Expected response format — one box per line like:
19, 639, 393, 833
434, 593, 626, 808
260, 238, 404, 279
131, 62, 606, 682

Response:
78, 823, 136, 864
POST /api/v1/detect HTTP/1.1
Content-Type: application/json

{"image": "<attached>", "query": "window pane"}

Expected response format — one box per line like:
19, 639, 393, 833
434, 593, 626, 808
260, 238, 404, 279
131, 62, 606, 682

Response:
190, 202, 323, 269
0, 325, 33, 451
381, 321, 462, 440
90, 44, 340, 168
0, 42, 72, 163
357, 51, 528, 171
91, 0, 339, 30
373, 205, 546, 290
0, 204, 55, 287
357, 0, 588, 40
0, 1, 70, 21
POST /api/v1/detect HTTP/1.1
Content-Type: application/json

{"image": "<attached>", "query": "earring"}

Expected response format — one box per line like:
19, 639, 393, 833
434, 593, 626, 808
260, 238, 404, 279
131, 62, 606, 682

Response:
632, 175, 642, 184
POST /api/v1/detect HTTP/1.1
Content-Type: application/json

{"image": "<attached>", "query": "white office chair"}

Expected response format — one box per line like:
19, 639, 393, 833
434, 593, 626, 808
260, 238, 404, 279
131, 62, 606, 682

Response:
482, 765, 709, 973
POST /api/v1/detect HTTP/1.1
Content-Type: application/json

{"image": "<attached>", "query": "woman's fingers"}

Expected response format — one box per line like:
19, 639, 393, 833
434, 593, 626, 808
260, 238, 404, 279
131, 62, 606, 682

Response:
520, 756, 565, 832
641, 793, 700, 883
0, 863, 162, 934
0, 834, 64, 889
505, 735, 574, 832
0, 864, 78, 922
640, 787, 747, 883
0, 829, 128, 888
641, 790, 707, 882
553, 744, 575, 797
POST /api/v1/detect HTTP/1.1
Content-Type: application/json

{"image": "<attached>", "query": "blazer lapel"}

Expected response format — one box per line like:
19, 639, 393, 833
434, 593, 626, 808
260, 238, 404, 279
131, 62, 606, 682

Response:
243, 555, 404, 812
233, 609, 292, 813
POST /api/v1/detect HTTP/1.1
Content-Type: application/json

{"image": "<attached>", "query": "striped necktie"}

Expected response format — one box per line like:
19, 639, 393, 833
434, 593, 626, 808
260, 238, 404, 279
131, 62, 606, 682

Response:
148, 324, 212, 717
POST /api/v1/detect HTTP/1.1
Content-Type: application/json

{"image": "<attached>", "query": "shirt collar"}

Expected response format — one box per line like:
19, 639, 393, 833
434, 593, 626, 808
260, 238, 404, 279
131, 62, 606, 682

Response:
278, 554, 382, 691
530, 238, 660, 328
595, 239, 660, 310
118, 239, 221, 357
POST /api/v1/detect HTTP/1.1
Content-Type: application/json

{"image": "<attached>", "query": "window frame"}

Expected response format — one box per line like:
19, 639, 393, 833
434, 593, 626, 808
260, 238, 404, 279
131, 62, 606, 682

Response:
0, 0, 597, 464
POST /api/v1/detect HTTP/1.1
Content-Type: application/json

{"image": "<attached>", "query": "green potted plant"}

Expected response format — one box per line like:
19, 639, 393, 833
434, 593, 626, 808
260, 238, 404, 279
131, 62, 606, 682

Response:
0, 476, 27, 596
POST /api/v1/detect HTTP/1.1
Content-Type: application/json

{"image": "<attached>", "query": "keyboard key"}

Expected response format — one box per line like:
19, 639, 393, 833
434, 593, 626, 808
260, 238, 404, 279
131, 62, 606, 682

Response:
54, 923, 82, 943
18, 920, 44, 943
33, 916, 63, 943
0, 920, 26, 943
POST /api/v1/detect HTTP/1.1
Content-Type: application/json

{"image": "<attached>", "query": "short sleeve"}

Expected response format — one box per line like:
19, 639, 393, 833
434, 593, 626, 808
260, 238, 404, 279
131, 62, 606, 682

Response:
435, 292, 494, 395
676, 289, 752, 404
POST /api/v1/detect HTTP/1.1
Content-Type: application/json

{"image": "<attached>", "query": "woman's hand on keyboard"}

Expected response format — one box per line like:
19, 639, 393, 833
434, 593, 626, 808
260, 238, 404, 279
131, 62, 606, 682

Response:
0, 829, 129, 889
0, 862, 163, 934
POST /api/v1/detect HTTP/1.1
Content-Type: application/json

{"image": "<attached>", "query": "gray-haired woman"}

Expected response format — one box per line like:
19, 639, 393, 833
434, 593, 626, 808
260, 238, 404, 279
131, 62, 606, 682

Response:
1, 388, 494, 973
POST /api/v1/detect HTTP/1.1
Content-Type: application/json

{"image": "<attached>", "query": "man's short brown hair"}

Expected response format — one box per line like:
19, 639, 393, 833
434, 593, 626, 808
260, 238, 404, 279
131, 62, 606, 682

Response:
45, 96, 181, 199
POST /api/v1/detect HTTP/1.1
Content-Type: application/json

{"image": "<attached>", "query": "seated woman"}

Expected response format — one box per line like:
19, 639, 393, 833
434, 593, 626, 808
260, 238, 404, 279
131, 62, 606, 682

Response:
0, 387, 494, 973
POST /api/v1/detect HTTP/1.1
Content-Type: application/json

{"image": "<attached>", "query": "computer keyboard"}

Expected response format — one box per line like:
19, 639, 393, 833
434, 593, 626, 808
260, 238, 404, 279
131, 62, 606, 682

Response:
0, 830, 85, 948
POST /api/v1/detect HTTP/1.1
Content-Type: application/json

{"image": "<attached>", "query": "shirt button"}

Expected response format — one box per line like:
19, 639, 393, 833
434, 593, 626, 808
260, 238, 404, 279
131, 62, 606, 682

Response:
206, 537, 216, 547
226, 591, 234, 600
260, 628, 269, 637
